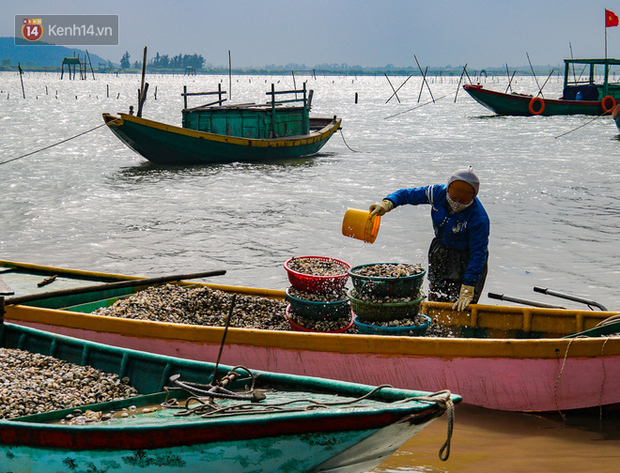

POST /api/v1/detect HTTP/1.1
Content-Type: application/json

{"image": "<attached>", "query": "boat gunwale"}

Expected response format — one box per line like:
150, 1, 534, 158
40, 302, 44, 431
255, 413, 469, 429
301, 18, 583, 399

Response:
7, 303, 620, 359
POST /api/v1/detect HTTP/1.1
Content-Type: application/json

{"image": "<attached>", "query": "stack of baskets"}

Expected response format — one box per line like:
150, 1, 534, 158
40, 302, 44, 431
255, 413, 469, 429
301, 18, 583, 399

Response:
347, 263, 431, 336
283, 256, 353, 333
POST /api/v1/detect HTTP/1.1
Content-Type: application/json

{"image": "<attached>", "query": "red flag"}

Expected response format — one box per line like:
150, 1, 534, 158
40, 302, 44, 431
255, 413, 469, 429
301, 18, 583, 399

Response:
606, 9, 619, 27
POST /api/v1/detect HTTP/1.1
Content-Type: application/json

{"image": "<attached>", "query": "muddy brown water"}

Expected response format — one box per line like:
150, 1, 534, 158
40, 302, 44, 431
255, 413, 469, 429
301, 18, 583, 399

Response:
370, 404, 620, 472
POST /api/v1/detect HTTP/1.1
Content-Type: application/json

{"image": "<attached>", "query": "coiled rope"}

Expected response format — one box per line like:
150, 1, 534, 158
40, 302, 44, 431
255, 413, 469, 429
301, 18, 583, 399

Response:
165, 374, 456, 461
0, 123, 106, 166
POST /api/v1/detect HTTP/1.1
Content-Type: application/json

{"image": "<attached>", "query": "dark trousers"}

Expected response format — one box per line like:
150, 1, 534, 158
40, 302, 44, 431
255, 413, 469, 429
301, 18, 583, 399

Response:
427, 238, 488, 303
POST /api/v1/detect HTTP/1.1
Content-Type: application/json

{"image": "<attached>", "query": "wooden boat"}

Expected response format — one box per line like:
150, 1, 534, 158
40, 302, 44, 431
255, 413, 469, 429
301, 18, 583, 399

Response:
0, 322, 458, 472
463, 58, 620, 116
2, 259, 620, 413
102, 84, 341, 165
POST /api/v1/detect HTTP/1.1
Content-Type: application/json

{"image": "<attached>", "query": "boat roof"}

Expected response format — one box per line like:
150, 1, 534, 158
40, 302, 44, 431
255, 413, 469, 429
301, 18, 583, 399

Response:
564, 58, 620, 66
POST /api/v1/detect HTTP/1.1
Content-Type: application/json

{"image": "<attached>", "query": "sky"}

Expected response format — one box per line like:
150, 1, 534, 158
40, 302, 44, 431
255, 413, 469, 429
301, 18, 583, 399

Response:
5, 0, 620, 69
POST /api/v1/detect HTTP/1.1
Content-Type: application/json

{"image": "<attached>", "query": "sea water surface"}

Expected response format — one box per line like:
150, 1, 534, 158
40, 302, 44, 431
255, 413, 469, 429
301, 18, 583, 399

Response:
1, 70, 619, 471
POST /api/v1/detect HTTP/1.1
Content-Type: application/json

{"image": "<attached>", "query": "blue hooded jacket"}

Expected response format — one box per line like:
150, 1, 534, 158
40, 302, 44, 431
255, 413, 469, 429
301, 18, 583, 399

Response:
385, 184, 490, 287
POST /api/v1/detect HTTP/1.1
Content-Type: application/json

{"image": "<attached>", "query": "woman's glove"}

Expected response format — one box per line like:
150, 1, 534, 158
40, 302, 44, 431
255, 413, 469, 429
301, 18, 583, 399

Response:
453, 285, 475, 311
369, 200, 394, 217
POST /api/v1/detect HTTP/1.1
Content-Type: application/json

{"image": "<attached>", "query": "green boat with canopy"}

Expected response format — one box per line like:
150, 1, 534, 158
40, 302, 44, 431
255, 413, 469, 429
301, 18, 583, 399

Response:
463, 58, 620, 116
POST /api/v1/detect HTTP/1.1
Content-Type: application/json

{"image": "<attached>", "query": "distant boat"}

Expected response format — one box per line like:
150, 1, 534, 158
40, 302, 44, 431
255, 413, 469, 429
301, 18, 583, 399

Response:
464, 58, 620, 116
0, 322, 458, 472
103, 83, 341, 165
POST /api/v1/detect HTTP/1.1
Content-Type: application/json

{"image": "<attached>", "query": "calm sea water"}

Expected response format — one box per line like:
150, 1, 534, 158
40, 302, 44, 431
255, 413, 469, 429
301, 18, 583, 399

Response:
1, 70, 619, 471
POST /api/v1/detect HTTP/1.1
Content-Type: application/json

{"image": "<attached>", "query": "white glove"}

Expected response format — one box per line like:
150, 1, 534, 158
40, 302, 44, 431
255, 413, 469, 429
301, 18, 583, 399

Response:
369, 199, 394, 217
453, 285, 475, 311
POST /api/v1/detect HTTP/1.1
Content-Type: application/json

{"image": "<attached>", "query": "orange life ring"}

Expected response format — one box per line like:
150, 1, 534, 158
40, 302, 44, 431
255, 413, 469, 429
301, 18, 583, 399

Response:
601, 95, 616, 113
528, 97, 545, 115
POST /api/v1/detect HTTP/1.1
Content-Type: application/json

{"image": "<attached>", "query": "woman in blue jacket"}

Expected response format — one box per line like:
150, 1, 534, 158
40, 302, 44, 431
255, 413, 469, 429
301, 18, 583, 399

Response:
370, 167, 489, 311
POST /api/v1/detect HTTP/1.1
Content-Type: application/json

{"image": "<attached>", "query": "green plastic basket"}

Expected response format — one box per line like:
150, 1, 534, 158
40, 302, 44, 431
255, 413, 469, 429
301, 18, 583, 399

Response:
286, 287, 351, 321
347, 288, 424, 322
353, 315, 432, 336
348, 263, 426, 298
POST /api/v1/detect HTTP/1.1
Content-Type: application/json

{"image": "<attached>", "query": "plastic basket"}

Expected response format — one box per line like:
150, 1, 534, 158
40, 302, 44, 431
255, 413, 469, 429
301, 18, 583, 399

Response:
284, 256, 351, 294
286, 305, 354, 333
349, 263, 426, 298
347, 288, 424, 322
286, 287, 351, 320
353, 315, 432, 336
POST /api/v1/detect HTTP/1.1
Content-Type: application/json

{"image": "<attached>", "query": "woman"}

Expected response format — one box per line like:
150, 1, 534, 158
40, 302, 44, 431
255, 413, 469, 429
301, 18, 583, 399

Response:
370, 167, 490, 311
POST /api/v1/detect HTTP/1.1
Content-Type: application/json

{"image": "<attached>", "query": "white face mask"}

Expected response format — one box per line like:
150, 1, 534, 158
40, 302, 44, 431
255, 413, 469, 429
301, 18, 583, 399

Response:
447, 194, 473, 213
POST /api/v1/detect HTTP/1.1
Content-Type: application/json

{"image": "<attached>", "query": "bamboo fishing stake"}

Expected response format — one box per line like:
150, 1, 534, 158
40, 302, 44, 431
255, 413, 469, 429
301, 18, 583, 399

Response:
385, 75, 412, 104
454, 63, 468, 103
383, 73, 401, 103
18, 63, 25, 99
414, 55, 435, 103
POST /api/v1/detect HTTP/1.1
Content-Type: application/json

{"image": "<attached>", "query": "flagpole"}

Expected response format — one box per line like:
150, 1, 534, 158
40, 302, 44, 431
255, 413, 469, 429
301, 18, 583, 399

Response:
606, 14, 608, 60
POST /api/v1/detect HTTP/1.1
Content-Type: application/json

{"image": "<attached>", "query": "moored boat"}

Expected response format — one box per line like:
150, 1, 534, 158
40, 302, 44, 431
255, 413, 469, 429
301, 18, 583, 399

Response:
103, 83, 341, 165
2, 259, 619, 413
0, 322, 458, 472
463, 58, 620, 116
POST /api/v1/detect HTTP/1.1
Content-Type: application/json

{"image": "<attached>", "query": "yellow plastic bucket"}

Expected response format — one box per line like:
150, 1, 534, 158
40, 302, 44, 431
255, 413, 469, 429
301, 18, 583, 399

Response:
342, 208, 381, 243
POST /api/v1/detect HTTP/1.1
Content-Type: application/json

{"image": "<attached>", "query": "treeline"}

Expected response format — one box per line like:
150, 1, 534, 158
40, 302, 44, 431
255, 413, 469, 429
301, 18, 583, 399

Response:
150, 52, 205, 69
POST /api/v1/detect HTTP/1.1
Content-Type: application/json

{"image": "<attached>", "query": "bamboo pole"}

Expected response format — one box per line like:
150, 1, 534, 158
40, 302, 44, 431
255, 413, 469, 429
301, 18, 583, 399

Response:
18, 63, 25, 99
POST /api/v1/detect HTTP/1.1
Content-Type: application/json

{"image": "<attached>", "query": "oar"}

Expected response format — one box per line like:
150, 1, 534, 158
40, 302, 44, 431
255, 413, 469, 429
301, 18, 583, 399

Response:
3, 269, 226, 307
488, 292, 565, 309
533, 286, 608, 311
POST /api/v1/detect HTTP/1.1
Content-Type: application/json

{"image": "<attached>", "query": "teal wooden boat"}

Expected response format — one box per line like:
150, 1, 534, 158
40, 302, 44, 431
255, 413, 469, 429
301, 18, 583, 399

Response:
464, 58, 620, 116
103, 84, 341, 165
0, 322, 458, 472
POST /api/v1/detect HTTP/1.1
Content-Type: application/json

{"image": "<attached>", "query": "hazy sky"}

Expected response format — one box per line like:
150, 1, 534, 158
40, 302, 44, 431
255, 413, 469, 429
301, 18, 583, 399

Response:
6, 0, 620, 69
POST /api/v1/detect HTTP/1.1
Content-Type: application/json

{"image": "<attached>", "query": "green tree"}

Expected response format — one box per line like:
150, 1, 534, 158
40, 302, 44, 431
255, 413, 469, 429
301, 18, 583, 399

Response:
120, 51, 131, 69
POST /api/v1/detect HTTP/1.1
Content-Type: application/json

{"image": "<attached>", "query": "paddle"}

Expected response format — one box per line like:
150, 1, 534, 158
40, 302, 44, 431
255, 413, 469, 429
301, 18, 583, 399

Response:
2, 269, 226, 307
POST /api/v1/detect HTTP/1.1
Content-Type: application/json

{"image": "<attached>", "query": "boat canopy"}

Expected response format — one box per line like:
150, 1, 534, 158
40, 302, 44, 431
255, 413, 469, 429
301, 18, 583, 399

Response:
563, 58, 620, 99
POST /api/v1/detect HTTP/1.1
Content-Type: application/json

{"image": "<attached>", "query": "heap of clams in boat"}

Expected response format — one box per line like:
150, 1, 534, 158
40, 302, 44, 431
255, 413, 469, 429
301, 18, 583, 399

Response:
91, 259, 430, 332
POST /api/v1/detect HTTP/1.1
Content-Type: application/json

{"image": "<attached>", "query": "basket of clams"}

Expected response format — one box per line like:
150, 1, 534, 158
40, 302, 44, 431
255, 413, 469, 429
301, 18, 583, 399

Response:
347, 263, 429, 335
283, 256, 353, 332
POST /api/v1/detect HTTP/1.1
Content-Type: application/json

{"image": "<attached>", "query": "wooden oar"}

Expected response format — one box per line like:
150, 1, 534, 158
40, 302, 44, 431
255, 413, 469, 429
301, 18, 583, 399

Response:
2, 269, 226, 307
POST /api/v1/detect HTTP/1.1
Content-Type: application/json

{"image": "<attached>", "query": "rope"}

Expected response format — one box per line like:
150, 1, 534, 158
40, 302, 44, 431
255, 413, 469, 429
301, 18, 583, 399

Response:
0, 123, 106, 166
166, 374, 455, 461
339, 129, 360, 152
384, 94, 449, 119
411, 390, 455, 461
554, 336, 609, 421
554, 111, 609, 139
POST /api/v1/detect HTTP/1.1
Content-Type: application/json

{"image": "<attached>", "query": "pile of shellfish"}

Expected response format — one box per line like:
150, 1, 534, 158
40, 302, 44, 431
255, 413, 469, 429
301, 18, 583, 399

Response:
93, 284, 290, 331
0, 348, 138, 419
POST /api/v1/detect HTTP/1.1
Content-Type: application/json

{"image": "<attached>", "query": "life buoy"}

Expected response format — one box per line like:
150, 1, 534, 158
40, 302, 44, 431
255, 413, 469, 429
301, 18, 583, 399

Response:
601, 95, 616, 113
528, 97, 545, 115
